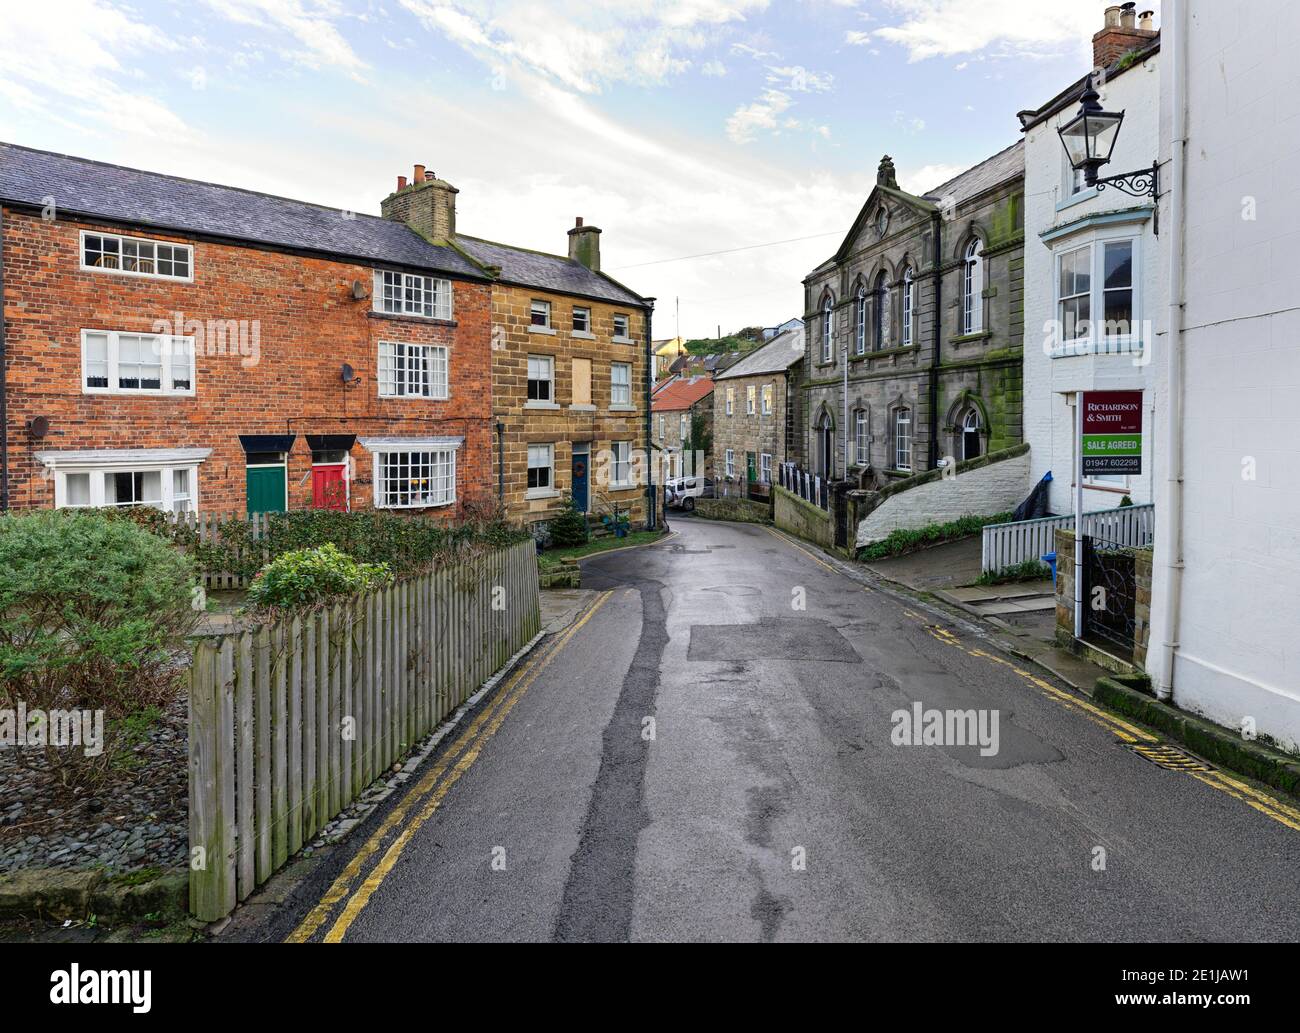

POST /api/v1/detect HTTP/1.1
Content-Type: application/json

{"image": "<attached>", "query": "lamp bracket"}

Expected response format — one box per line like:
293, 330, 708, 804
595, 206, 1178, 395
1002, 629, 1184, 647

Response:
1091, 161, 1160, 200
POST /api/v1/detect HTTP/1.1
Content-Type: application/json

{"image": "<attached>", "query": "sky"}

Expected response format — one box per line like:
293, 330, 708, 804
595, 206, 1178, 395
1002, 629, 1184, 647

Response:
0, 0, 1159, 339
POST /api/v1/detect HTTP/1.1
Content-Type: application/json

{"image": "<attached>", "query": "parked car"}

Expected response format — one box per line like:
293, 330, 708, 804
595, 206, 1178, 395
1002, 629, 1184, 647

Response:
664, 476, 715, 512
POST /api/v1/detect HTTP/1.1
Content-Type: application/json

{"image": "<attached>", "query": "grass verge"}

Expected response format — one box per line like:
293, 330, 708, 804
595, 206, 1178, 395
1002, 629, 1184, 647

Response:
537, 530, 666, 573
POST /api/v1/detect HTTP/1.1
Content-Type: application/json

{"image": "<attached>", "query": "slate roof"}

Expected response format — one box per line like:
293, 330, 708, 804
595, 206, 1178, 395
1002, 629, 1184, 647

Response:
651, 376, 715, 412
921, 139, 1024, 205
453, 234, 648, 307
0, 142, 484, 279
715, 326, 805, 380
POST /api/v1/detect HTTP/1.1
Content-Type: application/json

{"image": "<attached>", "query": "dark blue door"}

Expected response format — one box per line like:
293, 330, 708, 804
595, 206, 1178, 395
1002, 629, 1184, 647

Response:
572, 446, 590, 512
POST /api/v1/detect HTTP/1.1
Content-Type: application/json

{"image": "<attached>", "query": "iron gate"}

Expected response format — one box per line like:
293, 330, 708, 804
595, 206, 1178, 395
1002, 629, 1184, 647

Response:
1082, 535, 1138, 660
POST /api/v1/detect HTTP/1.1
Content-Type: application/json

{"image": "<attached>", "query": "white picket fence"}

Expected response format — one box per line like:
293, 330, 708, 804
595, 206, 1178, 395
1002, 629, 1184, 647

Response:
981, 503, 1154, 574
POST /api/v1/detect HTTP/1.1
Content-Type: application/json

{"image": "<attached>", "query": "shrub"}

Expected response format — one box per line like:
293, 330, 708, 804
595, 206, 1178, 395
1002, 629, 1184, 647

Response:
976, 559, 1053, 586
0, 510, 198, 788
245, 543, 393, 611
857, 512, 1013, 562
547, 495, 590, 548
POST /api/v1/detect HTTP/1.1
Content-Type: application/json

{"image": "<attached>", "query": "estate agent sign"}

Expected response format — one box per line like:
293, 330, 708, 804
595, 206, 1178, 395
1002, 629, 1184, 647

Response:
1081, 391, 1143, 476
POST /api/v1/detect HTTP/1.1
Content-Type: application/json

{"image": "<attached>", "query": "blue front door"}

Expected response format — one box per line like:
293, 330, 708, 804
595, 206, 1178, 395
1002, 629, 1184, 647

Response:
572, 445, 590, 512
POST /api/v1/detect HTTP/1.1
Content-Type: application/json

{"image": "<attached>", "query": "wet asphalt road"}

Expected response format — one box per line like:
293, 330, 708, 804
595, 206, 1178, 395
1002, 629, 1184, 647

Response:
271, 515, 1300, 942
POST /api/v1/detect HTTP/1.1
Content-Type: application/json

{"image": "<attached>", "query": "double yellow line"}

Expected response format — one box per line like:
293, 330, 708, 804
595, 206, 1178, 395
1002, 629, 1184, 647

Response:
903, 610, 1300, 832
287, 590, 615, 944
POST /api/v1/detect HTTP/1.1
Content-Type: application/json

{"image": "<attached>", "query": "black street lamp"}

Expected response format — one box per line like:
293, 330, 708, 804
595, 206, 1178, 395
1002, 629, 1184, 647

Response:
1058, 79, 1159, 202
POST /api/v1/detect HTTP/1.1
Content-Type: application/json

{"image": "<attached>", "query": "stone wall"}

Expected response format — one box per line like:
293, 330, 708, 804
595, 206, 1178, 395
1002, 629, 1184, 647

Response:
854, 444, 1029, 546
694, 496, 770, 524
773, 485, 833, 549
1054, 529, 1154, 671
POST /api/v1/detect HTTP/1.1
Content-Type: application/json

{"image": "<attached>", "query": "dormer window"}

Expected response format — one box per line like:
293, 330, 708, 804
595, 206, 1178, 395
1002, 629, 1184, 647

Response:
81, 231, 192, 281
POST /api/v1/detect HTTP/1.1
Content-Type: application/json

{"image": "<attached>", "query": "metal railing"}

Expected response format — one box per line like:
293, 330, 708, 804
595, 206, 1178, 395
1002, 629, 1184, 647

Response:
981, 502, 1153, 574
776, 462, 829, 511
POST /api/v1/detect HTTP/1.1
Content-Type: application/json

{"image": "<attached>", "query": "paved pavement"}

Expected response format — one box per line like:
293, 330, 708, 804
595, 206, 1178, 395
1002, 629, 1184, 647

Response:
261, 515, 1300, 942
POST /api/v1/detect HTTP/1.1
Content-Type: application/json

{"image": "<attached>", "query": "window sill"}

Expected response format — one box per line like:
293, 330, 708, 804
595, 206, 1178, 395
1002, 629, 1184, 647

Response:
368, 311, 456, 327
528, 325, 556, 336
612, 335, 635, 345
1049, 338, 1146, 360
526, 488, 561, 500
609, 404, 638, 413
1056, 187, 1100, 213
569, 403, 596, 412
949, 330, 992, 346
378, 393, 451, 402
83, 388, 196, 399
571, 330, 595, 340
376, 499, 456, 510
525, 400, 561, 410
608, 482, 637, 491
849, 344, 919, 362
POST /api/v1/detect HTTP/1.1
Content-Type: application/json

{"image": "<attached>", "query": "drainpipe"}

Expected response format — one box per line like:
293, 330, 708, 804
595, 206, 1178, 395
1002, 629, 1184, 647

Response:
495, 420, 505, 504
929, 210, 943, 469
1158, 0, 1188, 703
644, 299, 657, 530
0, 205, 8, 513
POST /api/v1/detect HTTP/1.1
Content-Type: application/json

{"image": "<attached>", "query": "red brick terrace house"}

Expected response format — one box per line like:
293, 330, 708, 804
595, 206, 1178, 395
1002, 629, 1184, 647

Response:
0, 144, 495, 518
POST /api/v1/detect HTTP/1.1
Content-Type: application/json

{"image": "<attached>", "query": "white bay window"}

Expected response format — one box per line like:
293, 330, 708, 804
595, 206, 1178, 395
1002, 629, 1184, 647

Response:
39, 448, 210, 513
361, 437, 461, 509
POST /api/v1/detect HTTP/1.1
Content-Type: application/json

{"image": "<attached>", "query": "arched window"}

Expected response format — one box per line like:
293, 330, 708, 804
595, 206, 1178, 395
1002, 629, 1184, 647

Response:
821, 294, 834, 362
873, 271, 890, 350
961, 408, 982, 461
962, 239, 983, 334
854, 283, 867, 355
893, 407, 912, 472
901, 265, 914, 347
817, 410, 835, 478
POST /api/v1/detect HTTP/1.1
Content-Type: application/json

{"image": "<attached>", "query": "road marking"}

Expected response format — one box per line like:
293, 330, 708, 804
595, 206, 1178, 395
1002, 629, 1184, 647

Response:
307, 589, 615, 944
287, 589, 615, 944
765, 526, 845, 577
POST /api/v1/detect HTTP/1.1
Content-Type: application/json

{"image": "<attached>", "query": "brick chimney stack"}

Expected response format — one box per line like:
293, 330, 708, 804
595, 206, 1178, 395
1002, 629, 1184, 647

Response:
567, 216, 601, 272
1092, 3, 1158, 70
380, 164, 458, 243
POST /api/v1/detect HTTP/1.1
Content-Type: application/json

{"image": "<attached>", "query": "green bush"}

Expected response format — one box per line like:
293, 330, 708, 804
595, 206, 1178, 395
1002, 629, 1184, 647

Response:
117, 503, 528, 582
976, 559, 1053, 586
245, 543, 393, 611
547, 495, 589, 548
857, 512, 1013, 562
0, 510, 198, 788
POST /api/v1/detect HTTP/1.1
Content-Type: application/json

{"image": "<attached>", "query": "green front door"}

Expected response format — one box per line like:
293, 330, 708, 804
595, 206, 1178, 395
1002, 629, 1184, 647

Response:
246, 465, 287, 515
746, 452, 757, 483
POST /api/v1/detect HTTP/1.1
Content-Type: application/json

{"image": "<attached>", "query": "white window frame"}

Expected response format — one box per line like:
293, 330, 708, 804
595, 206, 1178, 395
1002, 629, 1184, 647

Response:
726, 387, 734, 416
373, 270, 452, 320
572, 306, 591, 334
854, 409, 869, 466
679, 413, 689, 441
610, 361, 632, 406
366, 440, 459, 509
659, 414, 666, 439
527, 443, 556, 498
612, 313, 631, 341
609, 441, 633, 489
962, 240, 983, 335
759, 452, 772, 484
893, 408, 913, 472
725, 448, 736, 478
527, 354, 555, 405
746, 385, 756, 415
854, 284, 867, 355
81, 329, 196, 397
1052, 228, 1142, 357
821, 296, 834, 362
80, 230, 193, 283
530, 299, 552, 330
40, 448, 210, 513
377, 341, 449, 399
761, 383, 773, 416
901, 266, 914, 347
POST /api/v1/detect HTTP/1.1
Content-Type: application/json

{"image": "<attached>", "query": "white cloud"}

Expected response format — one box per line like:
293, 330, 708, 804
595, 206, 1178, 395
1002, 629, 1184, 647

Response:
204, 0, 368, 75
766, 65, 833, 92
0, 1, 191, 142
701, 59, 727, 77
730, 41, 779, 61
875, 0, 1159, 62
399, 0, 769, 94
844, 30, 872, 46
899, 162, 966, 195
725, 89, 793, 143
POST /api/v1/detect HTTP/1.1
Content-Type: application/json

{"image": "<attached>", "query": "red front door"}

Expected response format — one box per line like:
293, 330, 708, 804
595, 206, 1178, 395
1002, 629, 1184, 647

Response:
311, 464, 348, 510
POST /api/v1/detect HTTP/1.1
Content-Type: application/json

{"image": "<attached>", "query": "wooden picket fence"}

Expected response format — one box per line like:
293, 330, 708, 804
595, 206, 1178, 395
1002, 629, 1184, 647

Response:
187, 538, 541, 921
167, 510, 272, 590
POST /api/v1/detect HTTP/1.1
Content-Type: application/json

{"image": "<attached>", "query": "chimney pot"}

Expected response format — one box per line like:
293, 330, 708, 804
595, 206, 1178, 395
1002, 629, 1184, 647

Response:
1104, 5, 1121, 28
1120, 2, 1137, 29
1139, 9, 1154, 30
425, 170, 435, 182
575, 216, 584, 227
413, 164, 426, 184
397, 175, 407, 191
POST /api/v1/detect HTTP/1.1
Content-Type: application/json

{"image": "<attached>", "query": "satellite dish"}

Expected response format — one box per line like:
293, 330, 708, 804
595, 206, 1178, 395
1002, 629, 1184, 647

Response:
351, 280, 369, 300
341, 363, 356, 384
27, 415, 50, 439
